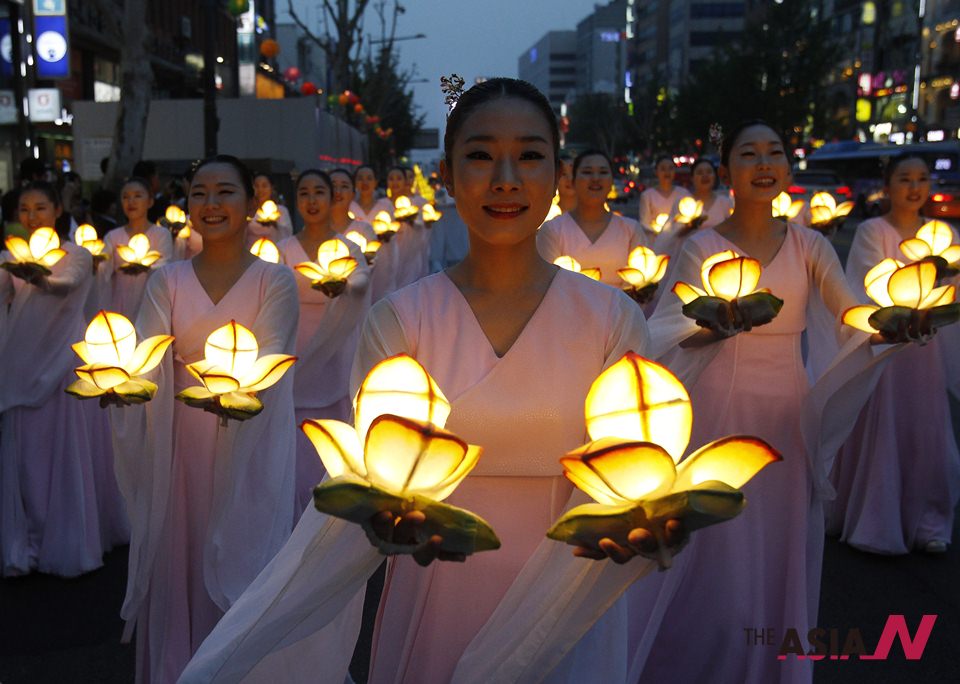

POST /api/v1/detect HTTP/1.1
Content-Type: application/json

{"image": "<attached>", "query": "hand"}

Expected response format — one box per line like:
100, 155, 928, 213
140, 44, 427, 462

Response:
363, 510, 467, 566
572, 518, 688, 570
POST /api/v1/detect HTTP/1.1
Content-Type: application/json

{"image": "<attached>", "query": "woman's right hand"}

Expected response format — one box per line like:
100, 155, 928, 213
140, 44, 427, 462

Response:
363, 510, 467, 566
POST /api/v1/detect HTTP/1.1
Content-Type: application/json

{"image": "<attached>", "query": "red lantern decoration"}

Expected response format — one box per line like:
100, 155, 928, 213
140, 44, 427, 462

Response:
283, 66, 301, 82
338, 93, 349, 106
260, 39, 280, 59
354, 103, 364, 114
301, 81, 318, 96
348, 92, 360, 106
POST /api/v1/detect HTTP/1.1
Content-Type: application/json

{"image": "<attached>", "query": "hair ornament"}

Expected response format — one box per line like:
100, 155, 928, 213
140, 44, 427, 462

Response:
708, 122, 724, 149
440, 73, 466, 114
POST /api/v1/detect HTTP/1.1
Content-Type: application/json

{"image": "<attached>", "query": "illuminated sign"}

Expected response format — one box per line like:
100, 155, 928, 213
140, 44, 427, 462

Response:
600, 31, 621, 42
33, 0, 69, 79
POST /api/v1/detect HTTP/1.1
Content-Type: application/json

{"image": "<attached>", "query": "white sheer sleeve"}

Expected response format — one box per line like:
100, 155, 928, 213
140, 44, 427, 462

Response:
843, 220, 888, 300
277, 206, 294, 241
535, 219, 564, 264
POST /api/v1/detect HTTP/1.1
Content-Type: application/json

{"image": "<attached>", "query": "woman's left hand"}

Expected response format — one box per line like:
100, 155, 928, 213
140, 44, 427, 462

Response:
572, 518, 688, 569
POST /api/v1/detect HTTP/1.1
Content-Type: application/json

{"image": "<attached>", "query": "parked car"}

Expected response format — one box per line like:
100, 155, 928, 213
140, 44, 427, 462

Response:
787, 169, 853, 206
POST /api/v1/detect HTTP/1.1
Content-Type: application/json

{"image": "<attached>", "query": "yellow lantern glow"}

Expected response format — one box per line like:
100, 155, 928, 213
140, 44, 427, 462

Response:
617, 246, 669, 303
900, 220, 960, 269
255, 200, 281, 223
421, 204, 442, 225
372, 210, 399, 242
548, 352, 781, 564
842, 258, 959, 338
651, 213, 669, 234
345, 231, 380, 264
2, 227, 66, 278
553, 255, 601, 281
164, 205, 187, 227
771, 192, 805, 219
293, 238, 359, 297
176, 320, 297, 422
66, 310, 174, 405
807, 191, 854, 232
116, 233, 163, 273
674, 197, 704, 229
75, 224, 108, 272
347, 210, 356, 220
393, 196, 420, 222
308, 353, 499, 555
249, 237, 280, 263
541, 192, 563, 226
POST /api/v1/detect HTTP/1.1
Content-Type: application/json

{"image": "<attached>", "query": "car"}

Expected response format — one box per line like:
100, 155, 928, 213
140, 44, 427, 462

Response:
787, 169, 854, 206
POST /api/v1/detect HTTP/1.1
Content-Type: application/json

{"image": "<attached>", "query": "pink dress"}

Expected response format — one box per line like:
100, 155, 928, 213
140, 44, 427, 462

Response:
638, 185, 690, 241
826, 217, 960, 553
0, 243, 125, 577
536, 212, 648, 287
349, 197, 394, 225
653, 191, 734, 263
246, 204, 294, 247
632, 224, 876, 684
393, 196, 430, 289
278, 235, 372, 514
111, 258, 299, 683
101, 224, 174, 320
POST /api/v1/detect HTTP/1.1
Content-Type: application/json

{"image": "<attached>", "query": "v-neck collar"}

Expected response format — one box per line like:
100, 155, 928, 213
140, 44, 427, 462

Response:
440, 267, 562, 360
570, 212, 614, 246
189, 257, 262, 307
710, 223, 790, 269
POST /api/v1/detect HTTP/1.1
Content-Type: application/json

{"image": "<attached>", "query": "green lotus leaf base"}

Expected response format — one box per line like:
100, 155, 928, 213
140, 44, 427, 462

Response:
313, 476, 501, 556
311, 279, 347, 298
66, 378, 159, 407
624, 283, 659, 305
1, 261, 52, 280
175, 386, 263, 423
869, 303, 960, 342
682, 292, 784, 331
117, 263, 153, 276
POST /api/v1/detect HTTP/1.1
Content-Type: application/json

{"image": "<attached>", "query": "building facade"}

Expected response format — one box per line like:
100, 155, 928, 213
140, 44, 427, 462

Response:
517, 30, 577, 115
576, 0, 627, 97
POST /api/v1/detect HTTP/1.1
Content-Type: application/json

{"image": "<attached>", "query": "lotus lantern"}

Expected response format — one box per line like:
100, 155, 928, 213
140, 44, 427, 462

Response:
547, 353, 781, 567
554, 255, 601, 281
2, 227, 66, 280
900, 220, 960, 277
771, 192, 805, 220
421, 204, 442, 226
617, 246, 669, 303
542, 193, 563, 226
255, 200, 281, 225
293, 238, 359, 297
842, 258, 959, 342
75, 224, 108, 271
674, 197, 705, 232
164, 205, 188, 238
345, 230, 381, 264
672, 250, 783, 332
66, 311, 174, 406
650, 213, 669, 234
807, 191, 854, 234
309, 354, 500, 556
249, 237, 280, 264
393, 196, 419, 223
117, 233, 163, 274
372, 210, 399, 242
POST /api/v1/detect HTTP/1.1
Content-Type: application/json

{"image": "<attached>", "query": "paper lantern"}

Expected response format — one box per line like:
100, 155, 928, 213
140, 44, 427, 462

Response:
293, 238, 359, 297
338, 92, 350, 106
900, 220, 960, 271
345, 230, 381, 264
255, 200, 281, 224
553, 255, 601, 281
354, 103, 364, 114
421, 204, 442, 226
372, 211, 399, 242
771, 192, 804, 220
176, 321, 297, 423
393, 196, 419, 222
807, 191, 854, 233
66, 310, 174, 405
307, 354, 499, 556
2, 227, 66, 280
283, 66, 301, 82
164, 205, 187, 227
116, 233, 163, 274
250, 237, 280, 263
260, 39, 280, 59
650, 213, 669, 234
75, 224, 108, 271
226, 0, 250, 17
674, 197, 704, 230
301, 81, 318, 96
547, 352, 781, 565
617, 246, 669, 303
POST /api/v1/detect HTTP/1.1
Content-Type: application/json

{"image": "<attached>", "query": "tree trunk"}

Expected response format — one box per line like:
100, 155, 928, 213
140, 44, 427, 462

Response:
102, 0, 152, 192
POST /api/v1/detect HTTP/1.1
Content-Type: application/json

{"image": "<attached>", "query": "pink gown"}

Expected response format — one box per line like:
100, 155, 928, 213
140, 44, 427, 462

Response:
826, 216, 960, 553
246, 204, 293, 247
638, 185, 690, 241
536, 212, 648, 287
349, 197, 394, 225
101, 224, 174, 320
278, 235, 372, 514
180, 268, 662, 684
0, 242, 124, 577
631, 224, 880, 684
393, 196, 430, 289
653, 191, 734, 264
110, 258, 299, 683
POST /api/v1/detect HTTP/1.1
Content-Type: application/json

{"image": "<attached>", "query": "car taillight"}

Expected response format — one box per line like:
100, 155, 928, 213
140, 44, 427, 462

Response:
787, 185, 806, 194
836, 185, 852, 197
931, 193, 953, 203
628, 181, 636, 188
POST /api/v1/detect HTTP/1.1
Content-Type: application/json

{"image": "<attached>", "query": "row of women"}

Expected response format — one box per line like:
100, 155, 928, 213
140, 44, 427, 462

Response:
0, 77, 956, 684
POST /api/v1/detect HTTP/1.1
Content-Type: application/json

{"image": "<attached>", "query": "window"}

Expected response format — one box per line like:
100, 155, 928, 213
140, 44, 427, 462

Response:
690, 2, 744, 19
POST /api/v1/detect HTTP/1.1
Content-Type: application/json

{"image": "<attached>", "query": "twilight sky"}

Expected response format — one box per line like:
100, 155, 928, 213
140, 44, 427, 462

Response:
281, 0, 603, 133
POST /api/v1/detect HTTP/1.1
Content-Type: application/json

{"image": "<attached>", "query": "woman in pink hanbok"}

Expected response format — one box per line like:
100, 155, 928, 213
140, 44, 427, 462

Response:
246, 173, 293, 247
638, 155, 691, 241
537, 150, 647, 287
388, 166, 430, 288
348, 166, 400, 301
827, 153, 960, 554
654, 158, 734, 264
110, 156, 299, 683
628, 122, 908, 684
181, 78, 686, 684
0, 182, 122, 577
277, 169, 371, 513
349, 165, 395, 224
101, 177, 174, 320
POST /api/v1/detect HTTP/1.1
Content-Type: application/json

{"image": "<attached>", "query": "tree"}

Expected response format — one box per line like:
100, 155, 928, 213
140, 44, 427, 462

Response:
567, 93, 639, 158
287, 0, 371, 94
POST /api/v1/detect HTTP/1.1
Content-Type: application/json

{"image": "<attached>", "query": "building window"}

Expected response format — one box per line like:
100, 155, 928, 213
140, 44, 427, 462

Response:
690, 2, 744, 19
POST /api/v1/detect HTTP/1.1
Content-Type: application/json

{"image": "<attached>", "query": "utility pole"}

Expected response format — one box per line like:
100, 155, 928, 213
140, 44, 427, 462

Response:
202, 0, 219, 156
9, 0, 34, 167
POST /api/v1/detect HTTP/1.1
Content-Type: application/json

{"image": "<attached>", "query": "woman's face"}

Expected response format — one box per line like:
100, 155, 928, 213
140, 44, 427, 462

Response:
885, 158, 930, 214
330, 172, 355, 211
692, 163, 717, 193
297, 175, 332, 226
121, 182, 153, 223
253, 175, 273, 204
386, 170, 406, 199
188, 163, 254, 245
720, 125, 789, 204
18, 190, 61, 231
355, 168, 377, 196
441, 97, 558, 247
655, 159, 676, 186
573, 154, 613, 204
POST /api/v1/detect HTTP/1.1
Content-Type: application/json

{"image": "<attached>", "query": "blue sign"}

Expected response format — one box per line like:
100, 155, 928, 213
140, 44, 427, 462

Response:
34, 14, 69, 79
34, 0, 66, 16
0, 19, 11, 77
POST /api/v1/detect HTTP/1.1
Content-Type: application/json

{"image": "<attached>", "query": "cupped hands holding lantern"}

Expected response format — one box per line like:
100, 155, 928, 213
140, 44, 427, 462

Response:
2, 226, 66, 284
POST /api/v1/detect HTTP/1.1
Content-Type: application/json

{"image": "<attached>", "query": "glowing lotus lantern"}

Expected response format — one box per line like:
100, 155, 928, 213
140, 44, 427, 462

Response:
309, 354, 500, 556
900, 220, 960, 277
345, 230, 381, 264
771, 192, 805, 220
673, 197, 705, 232
117, 233, 163, 274
66, 311, 174, 406
421, 203, 442, 226
547, 353, 781, 567
541, 193, 563, 226
163, 205, 187, 234
650, 213, 669, 234
554, 255, 601, 281
393, 196, 420, 223
617, 246, 670, 303
2, 227, 66, 280
294, 238, 359, 297
75, 224, 108, 271
841, 258, 959, 342
255, 200, 281, 225
808, 191, 854, 234
672, 250, 783, 332
372, 210, 399, 242
176, 320, 297, 423
249, 237, 280, 263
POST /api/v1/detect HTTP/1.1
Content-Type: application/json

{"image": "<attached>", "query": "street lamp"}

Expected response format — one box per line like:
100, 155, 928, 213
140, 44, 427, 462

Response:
369, 33, 427, 45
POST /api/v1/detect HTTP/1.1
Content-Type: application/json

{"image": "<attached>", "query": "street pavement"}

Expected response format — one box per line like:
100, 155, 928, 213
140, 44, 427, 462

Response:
1, 213, 958, 683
